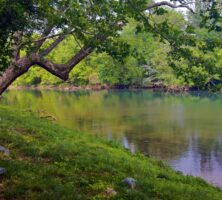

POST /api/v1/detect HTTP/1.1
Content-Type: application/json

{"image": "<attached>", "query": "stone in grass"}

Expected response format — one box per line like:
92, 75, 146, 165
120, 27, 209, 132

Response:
0, 145, 10, 156
105, 187, 117, 196
122, 177, 137, 189
0, 168, 6, 175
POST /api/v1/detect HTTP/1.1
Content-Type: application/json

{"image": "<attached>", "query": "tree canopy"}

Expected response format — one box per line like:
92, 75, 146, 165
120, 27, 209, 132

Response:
0, 0, 222, 93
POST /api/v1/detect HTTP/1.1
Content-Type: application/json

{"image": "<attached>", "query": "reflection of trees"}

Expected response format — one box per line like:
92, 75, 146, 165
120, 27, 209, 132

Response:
122, 123, 188, 160
169, 131, 222, 187
214, 137, 222, 167
188, 133, 222, 174
197, 137, 214, 174
199, 135, 222, 173
31, 90, 43, 98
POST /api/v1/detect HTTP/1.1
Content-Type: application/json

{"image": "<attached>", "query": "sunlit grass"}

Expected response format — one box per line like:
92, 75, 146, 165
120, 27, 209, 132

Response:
0, 105, 221, 199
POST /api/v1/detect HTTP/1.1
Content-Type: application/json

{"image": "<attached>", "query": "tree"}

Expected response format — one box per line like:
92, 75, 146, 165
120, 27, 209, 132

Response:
0, 0, 194, 95
169, 1, 222, 90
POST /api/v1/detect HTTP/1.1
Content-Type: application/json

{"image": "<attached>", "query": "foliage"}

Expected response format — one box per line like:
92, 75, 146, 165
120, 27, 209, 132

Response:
0, 0, 35, 70
0, 0, 149, 69
14, 17, 181, 88
5, 1, 222, 91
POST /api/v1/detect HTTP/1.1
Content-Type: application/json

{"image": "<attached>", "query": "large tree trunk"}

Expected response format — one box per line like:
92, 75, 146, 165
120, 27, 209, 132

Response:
0, 67, 21, 95
0, 63, 31, 95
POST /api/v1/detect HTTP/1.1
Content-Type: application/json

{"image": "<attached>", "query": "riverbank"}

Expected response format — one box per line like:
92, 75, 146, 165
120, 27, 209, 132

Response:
0, 106, 221, 199
10, 84, 189, 93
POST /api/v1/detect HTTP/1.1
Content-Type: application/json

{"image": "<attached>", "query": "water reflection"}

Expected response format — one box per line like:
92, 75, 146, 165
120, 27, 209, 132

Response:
1, 90, 222, 187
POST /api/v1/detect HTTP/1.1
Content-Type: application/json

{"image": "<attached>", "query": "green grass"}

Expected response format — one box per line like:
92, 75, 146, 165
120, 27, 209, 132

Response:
0, 106, 222, 200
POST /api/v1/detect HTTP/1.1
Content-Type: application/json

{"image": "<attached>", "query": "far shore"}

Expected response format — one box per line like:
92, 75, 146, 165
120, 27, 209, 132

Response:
9, 84, 189, 93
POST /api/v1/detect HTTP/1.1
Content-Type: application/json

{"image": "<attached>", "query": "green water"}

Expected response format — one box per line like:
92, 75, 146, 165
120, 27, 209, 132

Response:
2, 90, 222, 187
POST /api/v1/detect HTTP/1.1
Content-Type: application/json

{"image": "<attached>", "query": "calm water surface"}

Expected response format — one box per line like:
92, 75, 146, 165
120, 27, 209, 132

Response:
2, 90, 222, 187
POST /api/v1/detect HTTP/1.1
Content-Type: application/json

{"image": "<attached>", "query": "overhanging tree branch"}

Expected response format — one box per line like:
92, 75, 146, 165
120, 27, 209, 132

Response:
33, 26, 54, 52
0, 0, 198, 96
40, 35, 66, 57
34, 30, 75, 43
34, 45, 94, 80
146, 1, 195, 13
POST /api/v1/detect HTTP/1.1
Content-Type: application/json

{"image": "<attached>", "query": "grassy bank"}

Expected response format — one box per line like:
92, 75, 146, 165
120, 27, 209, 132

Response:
0, 106, 222, 200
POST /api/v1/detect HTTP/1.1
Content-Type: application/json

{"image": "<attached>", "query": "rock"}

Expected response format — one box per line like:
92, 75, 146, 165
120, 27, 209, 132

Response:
105, 187, 117, 196
122, 177, 137, 189
0, 168, 6, 175
0, 145, 10, 156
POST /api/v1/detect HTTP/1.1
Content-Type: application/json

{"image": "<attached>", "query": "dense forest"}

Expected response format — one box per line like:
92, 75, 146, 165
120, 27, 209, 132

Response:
12, 2, 222, 91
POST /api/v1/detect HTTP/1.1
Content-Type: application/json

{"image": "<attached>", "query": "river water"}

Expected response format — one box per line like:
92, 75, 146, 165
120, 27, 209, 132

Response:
2, 90, 222, 187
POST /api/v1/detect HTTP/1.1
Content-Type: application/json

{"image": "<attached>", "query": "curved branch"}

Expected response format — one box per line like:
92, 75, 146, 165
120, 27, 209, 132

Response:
147, 1, 194, 13
40, 35, 66, 57
35, 34, 106, 79
34, 30, 75, 43
0, 44, 94, 95
33, 45, 94, 80
34, 26, 54, 52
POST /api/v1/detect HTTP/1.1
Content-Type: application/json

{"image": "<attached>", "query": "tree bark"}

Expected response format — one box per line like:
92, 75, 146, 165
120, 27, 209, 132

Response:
0, 59, 31, 95
0, 45, 94, 95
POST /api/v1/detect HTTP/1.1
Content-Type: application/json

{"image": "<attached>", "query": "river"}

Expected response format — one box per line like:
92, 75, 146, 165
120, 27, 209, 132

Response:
2, 90, 222, 187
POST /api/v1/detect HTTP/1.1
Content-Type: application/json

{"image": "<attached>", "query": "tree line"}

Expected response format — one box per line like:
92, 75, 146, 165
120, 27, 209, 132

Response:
1, 0, 222, 93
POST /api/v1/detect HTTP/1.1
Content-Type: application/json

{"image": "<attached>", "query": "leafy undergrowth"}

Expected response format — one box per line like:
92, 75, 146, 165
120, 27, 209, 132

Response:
0, 106, 222, 200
